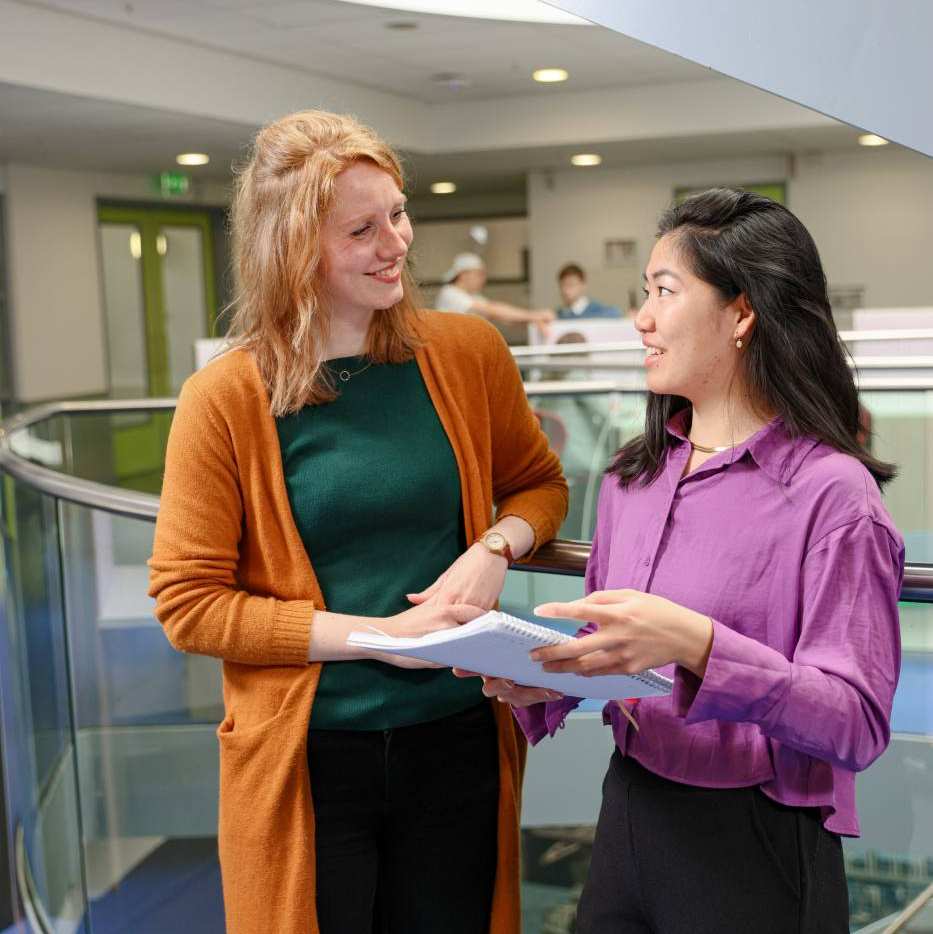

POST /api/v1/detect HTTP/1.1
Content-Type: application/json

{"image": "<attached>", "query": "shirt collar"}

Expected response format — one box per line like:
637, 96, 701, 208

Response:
665, 409, 820, 485
569, 296, 590, 315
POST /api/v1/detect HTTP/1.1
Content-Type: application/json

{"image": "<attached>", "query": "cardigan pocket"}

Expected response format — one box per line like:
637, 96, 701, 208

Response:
217, 704, 309, 846
216, 703, 293, 747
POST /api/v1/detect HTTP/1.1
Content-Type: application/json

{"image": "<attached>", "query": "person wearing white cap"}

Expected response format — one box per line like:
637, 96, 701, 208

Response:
435, 252, 554, 335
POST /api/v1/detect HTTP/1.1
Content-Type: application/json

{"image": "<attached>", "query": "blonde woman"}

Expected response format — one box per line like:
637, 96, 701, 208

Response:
148, 110, 567, 934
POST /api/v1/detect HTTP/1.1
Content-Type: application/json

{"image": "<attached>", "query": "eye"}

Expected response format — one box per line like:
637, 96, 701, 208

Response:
351, 224, 372, 238
392, 208, 408, 222
658, 286, 673, 297
642, 286, 650, 298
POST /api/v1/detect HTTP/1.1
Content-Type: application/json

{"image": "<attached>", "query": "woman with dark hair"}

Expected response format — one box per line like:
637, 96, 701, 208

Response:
473, 189, 904, 933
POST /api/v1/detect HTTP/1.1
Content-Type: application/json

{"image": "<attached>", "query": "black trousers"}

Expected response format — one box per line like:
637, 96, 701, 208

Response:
577, 751, 849, 934
308, 701, 499, 934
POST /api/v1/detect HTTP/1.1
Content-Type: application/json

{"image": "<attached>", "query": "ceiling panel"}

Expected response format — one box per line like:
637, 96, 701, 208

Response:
34, 0, 716, 103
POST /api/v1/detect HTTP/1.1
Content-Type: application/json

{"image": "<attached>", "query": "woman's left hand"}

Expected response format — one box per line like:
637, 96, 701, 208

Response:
407, 544, 508, 612
531, 590, 714, 678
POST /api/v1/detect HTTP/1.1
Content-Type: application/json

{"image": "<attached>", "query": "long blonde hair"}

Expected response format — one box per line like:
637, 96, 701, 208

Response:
226, 110, 422, 415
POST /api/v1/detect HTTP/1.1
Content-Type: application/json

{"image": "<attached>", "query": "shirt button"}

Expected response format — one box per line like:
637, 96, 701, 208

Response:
644, 557, 650, 566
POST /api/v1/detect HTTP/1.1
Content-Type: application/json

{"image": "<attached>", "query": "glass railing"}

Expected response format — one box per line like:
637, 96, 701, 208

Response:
0, 396, 930, 933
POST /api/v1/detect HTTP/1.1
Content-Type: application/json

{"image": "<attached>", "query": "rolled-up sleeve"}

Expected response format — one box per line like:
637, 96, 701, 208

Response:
673, 516, 903, 772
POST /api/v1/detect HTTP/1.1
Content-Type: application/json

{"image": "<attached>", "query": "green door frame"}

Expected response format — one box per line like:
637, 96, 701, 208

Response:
97, 205, 218, 397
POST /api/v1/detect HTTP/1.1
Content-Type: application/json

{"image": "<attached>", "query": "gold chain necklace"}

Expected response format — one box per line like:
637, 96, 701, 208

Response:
689, 439, 737, 454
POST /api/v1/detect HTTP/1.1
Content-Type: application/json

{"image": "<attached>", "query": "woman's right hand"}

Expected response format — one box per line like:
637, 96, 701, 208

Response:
368, 602, 484, 670
453, 669, 562, 707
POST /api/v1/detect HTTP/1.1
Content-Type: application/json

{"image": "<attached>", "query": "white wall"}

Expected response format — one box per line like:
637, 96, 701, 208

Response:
527, 147, 933, 311
2, 162, 229, 403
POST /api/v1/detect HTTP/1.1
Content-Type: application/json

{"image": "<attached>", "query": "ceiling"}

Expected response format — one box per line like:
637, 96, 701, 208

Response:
0, 1, 888, 201
32, 0, 714, 103
0, 79, 871, 198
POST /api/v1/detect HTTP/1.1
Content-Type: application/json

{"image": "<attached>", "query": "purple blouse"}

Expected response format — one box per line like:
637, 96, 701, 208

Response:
515, 413, 904, 835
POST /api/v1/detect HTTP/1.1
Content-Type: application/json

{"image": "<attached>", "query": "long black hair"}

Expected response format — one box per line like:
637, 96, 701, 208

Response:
609, 188, 896, 488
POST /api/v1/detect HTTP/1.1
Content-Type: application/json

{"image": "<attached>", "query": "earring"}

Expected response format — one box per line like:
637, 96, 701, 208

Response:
735, 338, 743, 349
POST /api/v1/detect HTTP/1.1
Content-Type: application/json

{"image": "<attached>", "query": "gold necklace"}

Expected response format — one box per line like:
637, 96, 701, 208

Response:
689, 440, 737, 454
330, 358, 372, 382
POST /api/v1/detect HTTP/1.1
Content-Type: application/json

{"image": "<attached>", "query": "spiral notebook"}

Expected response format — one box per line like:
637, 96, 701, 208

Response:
346, 610, 673, 700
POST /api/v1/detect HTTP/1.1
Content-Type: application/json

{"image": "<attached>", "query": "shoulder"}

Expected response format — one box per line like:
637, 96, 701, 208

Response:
416, 309, 509, 364
178, 347, 268, 426
792, 442, 900, 547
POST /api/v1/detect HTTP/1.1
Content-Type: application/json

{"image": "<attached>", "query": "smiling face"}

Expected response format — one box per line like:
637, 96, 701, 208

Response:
636, 232, 751, 406
319, 160, 413, 322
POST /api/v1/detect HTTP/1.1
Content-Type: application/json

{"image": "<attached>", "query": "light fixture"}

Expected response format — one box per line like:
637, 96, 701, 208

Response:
571, 153, 602, 167
176, 152, 210, 166
858, 134, 889, 147
156, 234, 168, 257
431, 181, 457, 194
533, 68, 568, 84
129, 231, 142, 260
385, 20, 419, 29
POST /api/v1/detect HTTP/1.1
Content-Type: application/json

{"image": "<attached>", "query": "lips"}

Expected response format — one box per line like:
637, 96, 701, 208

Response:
367, 259, 403, 281
645, 346, 664, 357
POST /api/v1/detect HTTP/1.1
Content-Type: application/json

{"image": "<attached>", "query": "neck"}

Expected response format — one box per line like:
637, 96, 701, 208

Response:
324, 305, 374, 358
688, 394, 770, 449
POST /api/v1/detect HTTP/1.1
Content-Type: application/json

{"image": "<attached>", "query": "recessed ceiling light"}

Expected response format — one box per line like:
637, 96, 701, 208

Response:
385, 20, 418, 29
571, 153, 602, 167
176, 152, 210, 166
431, 181, 457, 195
858, 133, 889, 147
533, 68, 568, 84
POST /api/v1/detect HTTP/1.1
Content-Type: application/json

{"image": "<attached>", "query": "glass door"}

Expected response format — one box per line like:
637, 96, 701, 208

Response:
97, 206, 218, 492
97, 205, 217, 398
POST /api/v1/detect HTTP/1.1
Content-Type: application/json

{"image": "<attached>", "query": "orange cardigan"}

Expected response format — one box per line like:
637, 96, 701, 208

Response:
148, 311, 568, 934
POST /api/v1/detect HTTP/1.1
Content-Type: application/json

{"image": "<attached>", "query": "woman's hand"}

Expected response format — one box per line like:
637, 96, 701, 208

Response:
531, 590, 713, 678
453, 669, 562, 707
368, 602, 485, 670
407, 543, 508, 612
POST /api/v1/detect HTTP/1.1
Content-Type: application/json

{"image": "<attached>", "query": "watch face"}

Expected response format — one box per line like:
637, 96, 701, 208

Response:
484, 532, 508, 554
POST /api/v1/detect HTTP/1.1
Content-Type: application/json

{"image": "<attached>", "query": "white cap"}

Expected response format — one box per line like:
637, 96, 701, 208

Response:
443, 252, 485, 283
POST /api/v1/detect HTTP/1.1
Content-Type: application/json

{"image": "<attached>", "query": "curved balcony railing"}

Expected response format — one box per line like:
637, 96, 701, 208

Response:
0, 391, 931, 932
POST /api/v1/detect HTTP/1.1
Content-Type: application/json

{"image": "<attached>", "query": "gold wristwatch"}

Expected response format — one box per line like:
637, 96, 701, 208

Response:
478, 530, 514, 564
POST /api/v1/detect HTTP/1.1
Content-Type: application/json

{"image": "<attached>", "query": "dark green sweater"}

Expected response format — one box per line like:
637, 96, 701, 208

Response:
276, 356, 484, 730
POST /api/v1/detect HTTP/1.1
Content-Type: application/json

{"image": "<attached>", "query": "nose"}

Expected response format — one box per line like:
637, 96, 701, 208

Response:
377, 220, 409, 260
634, 297, 653, 334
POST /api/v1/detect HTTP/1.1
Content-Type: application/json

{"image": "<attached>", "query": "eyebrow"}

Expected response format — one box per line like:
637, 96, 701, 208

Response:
642, 268, 683, 282
343, 198, 408, 229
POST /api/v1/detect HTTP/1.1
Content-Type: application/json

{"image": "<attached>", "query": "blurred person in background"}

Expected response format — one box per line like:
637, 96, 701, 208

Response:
556, 263, 622, 320
435, 251, 554, 336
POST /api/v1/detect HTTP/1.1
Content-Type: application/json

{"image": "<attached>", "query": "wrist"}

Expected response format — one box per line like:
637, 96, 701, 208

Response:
476, 530, 514, 565
677, 612, 714, 678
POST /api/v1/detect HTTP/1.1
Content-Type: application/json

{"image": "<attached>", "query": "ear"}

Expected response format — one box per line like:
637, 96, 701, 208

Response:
732, 293, 756, 341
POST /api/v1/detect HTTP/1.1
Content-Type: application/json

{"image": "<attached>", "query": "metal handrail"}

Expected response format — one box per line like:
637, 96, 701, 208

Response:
0, 399, 931, 600
518, 356, 933, 371
883, 879, 933, 933
522, 379, 933, 393
14, 823, 53, 934
510, 328, 933, 358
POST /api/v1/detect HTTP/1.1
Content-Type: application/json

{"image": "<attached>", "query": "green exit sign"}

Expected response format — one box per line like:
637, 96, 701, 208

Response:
152, 171, 190, 197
